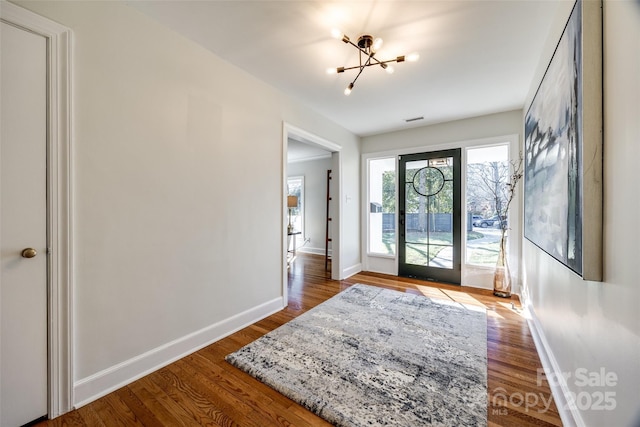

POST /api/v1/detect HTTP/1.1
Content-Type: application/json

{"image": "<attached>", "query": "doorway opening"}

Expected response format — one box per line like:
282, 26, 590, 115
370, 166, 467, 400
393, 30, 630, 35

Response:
282, 123, 341, 304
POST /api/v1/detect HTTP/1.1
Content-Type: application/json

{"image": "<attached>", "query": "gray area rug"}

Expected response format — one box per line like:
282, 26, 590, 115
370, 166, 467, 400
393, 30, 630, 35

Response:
226, 284, 487, 426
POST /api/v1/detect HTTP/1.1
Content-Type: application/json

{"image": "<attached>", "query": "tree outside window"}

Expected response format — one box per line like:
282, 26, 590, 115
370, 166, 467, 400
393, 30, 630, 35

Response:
466, 145, 509, 266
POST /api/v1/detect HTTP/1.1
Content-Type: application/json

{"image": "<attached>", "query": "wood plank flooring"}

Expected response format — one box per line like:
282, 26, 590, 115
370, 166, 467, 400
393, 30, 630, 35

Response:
38, 253, 561, 426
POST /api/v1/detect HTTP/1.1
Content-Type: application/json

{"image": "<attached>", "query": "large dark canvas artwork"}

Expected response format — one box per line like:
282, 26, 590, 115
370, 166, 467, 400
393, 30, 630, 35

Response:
524, 0, 602, 280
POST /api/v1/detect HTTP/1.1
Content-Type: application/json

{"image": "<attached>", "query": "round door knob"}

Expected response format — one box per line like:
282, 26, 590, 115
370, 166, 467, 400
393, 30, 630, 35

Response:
21, 248, 37, 258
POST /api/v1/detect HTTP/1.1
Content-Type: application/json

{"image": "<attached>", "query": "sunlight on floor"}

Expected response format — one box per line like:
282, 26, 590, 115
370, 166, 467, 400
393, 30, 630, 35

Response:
441, 289, 487, 309
486, 310, 505, 320
413, 284, 450, 299
412, 284, 493, 314
496, 300, 530, 319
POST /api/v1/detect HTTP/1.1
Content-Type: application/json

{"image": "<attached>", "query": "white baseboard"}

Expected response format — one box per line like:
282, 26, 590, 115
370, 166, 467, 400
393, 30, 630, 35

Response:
364, 267, 394, 276
297, 246, 331, 256
342, 263, 362, 279
523, 301, 585, 427
73, 296, 284, 408
462, 281, 493, 291
461, 282, 522, 295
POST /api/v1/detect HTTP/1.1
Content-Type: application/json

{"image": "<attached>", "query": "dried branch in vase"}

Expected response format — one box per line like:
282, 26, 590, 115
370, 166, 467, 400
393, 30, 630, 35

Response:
493, 153, 523, 298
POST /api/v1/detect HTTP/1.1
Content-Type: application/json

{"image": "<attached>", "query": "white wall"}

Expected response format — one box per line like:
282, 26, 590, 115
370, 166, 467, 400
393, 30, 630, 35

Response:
338, 137, 362, 277
14, 0, 360, 407
361, 110, 523, 290
362, 110, 523, 155
288, 157, 333, 255
522, 1, 640, 426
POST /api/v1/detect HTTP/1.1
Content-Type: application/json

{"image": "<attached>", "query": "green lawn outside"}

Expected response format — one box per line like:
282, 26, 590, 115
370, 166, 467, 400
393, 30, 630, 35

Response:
466, 241, 500, 266
379, 230, 499, 267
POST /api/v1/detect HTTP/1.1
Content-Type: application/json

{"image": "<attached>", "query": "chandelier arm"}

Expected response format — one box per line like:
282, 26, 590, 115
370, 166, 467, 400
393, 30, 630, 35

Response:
345, 39, 369, 56
340, 55, 398, 73
367, 55, 384, 66
340, 57, 397, 72
345, 38, 385, 64
377, 58, 398, 65
341, 64, 367, 72
350, 54, 374, 88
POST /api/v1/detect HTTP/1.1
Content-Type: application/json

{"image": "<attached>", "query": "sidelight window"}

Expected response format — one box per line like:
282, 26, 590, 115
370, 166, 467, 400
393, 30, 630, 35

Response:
368, 158, 396, 256
466, 144, 509, 266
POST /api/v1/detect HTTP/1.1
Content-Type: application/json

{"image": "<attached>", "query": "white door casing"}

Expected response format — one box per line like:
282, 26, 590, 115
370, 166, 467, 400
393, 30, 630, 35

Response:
0, 1, 73, 420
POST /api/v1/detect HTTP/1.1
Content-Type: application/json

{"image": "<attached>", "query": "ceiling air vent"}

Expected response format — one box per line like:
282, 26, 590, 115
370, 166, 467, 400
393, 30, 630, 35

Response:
405, 116, 424, 123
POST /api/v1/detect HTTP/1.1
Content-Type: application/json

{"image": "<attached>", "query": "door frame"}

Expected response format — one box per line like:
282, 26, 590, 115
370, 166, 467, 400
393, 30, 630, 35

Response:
282, 123, 342, 304
1, 2, 73, 418
398, 149, 462, 284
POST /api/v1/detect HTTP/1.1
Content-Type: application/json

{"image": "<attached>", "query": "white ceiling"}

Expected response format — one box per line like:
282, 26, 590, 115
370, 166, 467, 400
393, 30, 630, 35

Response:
130, 0, 566, 137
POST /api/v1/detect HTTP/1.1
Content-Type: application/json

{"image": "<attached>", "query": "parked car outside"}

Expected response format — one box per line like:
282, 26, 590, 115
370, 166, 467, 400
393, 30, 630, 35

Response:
476, 217, 495, 228
475, 215, 508, 228
471, 215, 483, 227
486, 215, 508, 228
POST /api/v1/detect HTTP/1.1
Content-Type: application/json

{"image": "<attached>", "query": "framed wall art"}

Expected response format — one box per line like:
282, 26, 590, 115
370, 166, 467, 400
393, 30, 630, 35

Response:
524, 0, 602, 281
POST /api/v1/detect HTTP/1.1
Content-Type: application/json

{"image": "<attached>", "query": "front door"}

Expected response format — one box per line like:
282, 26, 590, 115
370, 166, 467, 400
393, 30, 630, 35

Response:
1, 20, 49, 426
398, 149, 461, 284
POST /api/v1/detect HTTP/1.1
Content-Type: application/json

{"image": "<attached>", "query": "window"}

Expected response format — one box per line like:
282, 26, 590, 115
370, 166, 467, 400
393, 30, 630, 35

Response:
466, 145, 509, 266
368, 158, 396, 255
287, 176, 304, 237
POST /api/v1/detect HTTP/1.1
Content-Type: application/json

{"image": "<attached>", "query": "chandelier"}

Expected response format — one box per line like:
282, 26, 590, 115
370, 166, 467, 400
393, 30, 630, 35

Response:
327, 29, 419, 95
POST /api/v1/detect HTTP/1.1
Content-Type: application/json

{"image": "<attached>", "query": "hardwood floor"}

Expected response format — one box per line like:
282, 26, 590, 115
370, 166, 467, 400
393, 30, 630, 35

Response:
38, 253, 561, 426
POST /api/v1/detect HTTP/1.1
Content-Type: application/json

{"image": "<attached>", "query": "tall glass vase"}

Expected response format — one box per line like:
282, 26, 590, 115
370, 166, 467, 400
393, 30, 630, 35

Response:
493, 234, 511, 297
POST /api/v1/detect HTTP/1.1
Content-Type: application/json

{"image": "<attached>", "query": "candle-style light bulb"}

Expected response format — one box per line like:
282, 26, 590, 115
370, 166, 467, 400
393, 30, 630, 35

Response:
406, 52, 420, 62
331, 28, 343, 39
372, 37, 383, 52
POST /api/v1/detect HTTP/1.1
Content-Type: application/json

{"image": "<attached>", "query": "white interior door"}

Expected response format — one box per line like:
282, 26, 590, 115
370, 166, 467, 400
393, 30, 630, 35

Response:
1, 20, 49, 426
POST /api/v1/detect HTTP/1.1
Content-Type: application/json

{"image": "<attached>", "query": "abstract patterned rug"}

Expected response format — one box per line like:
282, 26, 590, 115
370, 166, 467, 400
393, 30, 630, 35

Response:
226, 284, 487, 426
